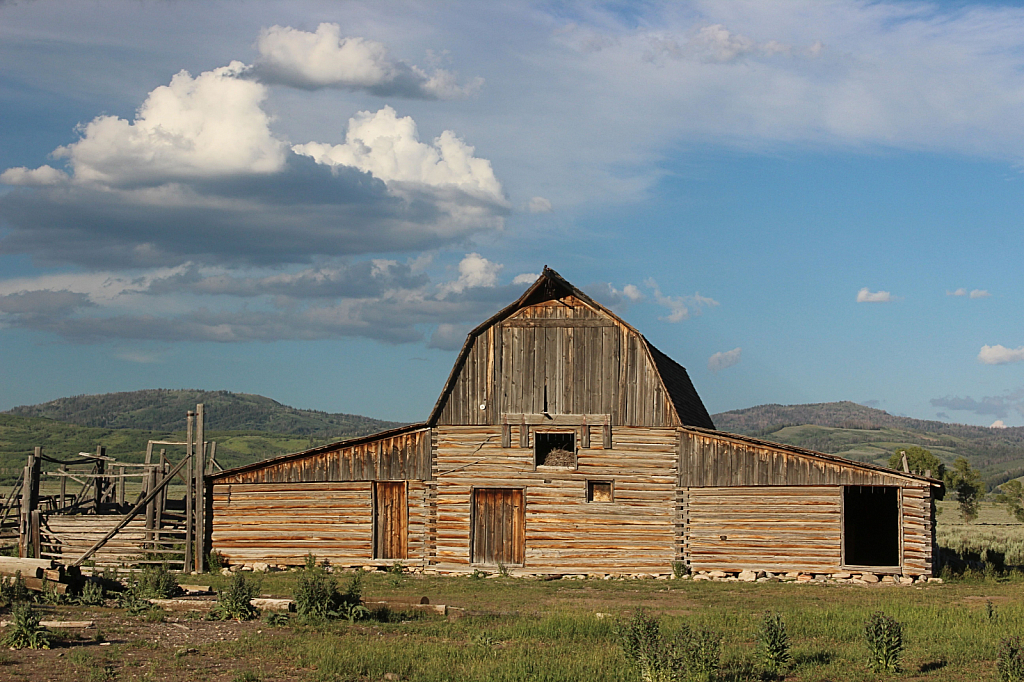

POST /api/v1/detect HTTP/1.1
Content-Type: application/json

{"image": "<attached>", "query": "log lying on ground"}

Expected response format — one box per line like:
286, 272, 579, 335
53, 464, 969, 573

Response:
250, 598, 294, 612
0, 620, 93, 629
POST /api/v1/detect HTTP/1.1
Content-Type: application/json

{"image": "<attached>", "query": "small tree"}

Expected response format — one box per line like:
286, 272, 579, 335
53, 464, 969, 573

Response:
946, 457, 983, 523
889, 446, 945, 480
995, 480, 1024, 523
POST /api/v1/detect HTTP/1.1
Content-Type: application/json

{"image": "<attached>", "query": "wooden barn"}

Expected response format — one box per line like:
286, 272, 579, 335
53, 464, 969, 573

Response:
208, 268, 943, 578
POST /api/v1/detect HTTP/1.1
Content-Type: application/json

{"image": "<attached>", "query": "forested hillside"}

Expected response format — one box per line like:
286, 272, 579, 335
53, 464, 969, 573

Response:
712, 401, 1024, 487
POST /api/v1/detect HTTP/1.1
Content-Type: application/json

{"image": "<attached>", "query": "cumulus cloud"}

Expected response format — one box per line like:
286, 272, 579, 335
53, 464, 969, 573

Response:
708, 347, 741, 372
970, 289, 991, 299
293, 106, 505, 204
979, 345, 1024, 365
587, 281, 645, 308
512, 273, 539, 285
991, 419, 1008, 429
857, 288, 893, 303
527, 196, 552, 213
436, 253, 502, 298
645, 278, 717, 322
931, 391, 1024, 420
252, 23, 482, 99
1, 66, 505, 269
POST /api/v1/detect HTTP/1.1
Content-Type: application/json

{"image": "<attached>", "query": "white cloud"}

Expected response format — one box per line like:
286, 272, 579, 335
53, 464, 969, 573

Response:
51, 61, 285, 187
293, 106, 505, 204
708, 347, 742, 372
512, 273, 539, 285
970, 289, 991, 299
948, 288, 968, 296
436, 253, 502, 298
0, 165, 68, 186
527, 196, 552, 213
857, 288, 893, 303
253, 23, 482, 99
948, 288, 990, 298
644, 278, 717, 322
979, 345, 1024, 365
428, 323, 470, 351
990, 419, 1008, 429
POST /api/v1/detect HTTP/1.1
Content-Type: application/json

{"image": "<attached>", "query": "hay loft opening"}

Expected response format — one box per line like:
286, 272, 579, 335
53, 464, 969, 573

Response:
843, 486, 900, 567
535, 432, 576, 468
587, 480, 613, 503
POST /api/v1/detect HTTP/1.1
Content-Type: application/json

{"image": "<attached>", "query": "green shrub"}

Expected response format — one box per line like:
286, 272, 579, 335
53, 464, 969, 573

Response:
294, 562, 365, 624
999, 636, 1024, 682
864, 611, 904, 674
675, 623, 721, 682
2, 602, 49, 649
208, 550, 225, 572
209, 571, 260, 621
116, 581, 153, 616
756, 612, 791, 680
617, 608, 672, 682
38, 579, 69, 605
671, 561, 687, 579
0, 572, 30, 606
76, 580, 106, 606
136, 564, 178, 598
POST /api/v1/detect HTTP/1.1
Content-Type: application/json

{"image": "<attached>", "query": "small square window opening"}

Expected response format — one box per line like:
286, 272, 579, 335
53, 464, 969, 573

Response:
535, 432, 575, 467
587, 480, 613, 503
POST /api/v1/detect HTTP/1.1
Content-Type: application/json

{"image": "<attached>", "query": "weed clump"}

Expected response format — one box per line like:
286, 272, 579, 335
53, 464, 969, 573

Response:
0, 572, 30, 607
617, 608, 721, 682
76, 580, 106, 606
999, 636, 1024, 682
864, 611, 904, 674
294, 554, 367, 624
756, 612, 790, 680
2, 602, 49, 649
136, 564, 178, 598
675, 623, 722, 682
209, 572, 261, 621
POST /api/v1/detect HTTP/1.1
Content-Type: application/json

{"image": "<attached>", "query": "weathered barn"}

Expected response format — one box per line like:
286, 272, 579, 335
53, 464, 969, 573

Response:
209, 268, 942, 577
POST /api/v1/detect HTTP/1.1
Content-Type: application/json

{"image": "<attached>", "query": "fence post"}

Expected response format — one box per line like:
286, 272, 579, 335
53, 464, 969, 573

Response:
19, 449, 37, 558
117, 465, 125, 507
94, 446, 106, 511
59, 464, 67, 511
144, 467, 156, 549
195, 403, 205, 574
30, 510, 40, 560
184, 411, 194, 574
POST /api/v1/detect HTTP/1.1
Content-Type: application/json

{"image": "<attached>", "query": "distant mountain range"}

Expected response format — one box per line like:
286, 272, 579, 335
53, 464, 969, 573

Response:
712, 401, 1024, 487
4, 392, 1021, 490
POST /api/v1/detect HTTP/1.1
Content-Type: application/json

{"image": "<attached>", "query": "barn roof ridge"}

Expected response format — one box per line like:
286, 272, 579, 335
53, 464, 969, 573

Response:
681, 424, 944, 488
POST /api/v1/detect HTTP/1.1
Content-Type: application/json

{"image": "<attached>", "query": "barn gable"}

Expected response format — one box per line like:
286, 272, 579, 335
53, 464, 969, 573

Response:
429, 267, 714, 429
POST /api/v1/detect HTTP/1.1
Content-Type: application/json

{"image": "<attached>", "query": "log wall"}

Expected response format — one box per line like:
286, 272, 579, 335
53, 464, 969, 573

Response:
683, 485, 934, 575
436, 297, 679, 428
432, 425, 679, 574
210, 481, 430, 567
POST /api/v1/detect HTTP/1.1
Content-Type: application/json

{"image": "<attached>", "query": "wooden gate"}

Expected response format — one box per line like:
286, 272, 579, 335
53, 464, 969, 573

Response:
374, 482, 408, 560
472, 488, 525, 565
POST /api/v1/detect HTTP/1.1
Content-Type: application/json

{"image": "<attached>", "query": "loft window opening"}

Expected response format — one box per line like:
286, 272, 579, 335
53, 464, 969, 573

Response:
587, 480, 613, 503
535, 432, 575, 468
843, 486, 900, 567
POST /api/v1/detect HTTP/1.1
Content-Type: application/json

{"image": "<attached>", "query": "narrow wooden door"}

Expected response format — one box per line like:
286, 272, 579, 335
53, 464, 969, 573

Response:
374, 482, 408, 559
472, 488, 525, 565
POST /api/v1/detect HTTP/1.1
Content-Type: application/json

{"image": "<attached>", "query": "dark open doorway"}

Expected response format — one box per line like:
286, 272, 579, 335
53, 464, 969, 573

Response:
844, 486, 900, 567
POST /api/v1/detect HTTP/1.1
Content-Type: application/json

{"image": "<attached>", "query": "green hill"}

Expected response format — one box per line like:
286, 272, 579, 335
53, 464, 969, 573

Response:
712, 401, 1024, 488
5, 389, 404, 437
0, 390, 407, 482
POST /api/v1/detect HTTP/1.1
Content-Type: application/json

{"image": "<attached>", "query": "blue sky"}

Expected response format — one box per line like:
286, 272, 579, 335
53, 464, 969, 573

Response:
3, 0, 1024, 427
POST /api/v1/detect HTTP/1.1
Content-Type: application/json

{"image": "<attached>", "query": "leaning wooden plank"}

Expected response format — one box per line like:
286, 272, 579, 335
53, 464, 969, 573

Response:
70, 453, 191, 568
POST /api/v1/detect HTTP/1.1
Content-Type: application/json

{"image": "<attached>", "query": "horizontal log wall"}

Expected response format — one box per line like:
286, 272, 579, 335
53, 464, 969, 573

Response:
433, 425, 679, 574
214, 428, 431, 484
210, 481, 429, 567
684, 486, 934, 575
41, 515, 182, 568
679, 430, 926, 487
438, 298, 678, 428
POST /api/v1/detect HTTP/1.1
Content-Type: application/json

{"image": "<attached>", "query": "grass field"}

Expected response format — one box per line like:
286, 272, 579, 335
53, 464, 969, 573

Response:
1, 569, 1022, 681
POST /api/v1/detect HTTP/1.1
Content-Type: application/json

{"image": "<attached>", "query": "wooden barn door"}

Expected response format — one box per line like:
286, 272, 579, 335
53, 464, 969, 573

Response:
472, 488, 525, 565
374, 482, 408, 560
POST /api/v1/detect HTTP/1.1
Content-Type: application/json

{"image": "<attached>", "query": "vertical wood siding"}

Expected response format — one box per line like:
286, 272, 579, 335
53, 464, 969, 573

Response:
433, 425, 679, 573
437, 297, 679, 428
212, 427, 431, 484
210, 481, 429, 566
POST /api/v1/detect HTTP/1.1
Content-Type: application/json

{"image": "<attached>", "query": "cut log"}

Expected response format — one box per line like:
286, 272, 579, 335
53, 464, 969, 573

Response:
22, 578, 67, 594
0, 567, 43, 580
0, 620, 93, 629
0, 558, 54, 574
250, 598, 294, 612
178, 584, 212, 594
151, 598, 215, 610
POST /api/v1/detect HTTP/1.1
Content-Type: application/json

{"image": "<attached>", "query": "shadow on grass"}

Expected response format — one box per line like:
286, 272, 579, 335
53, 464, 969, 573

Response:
919, 659, 947, 673
793, 650, 835, 667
